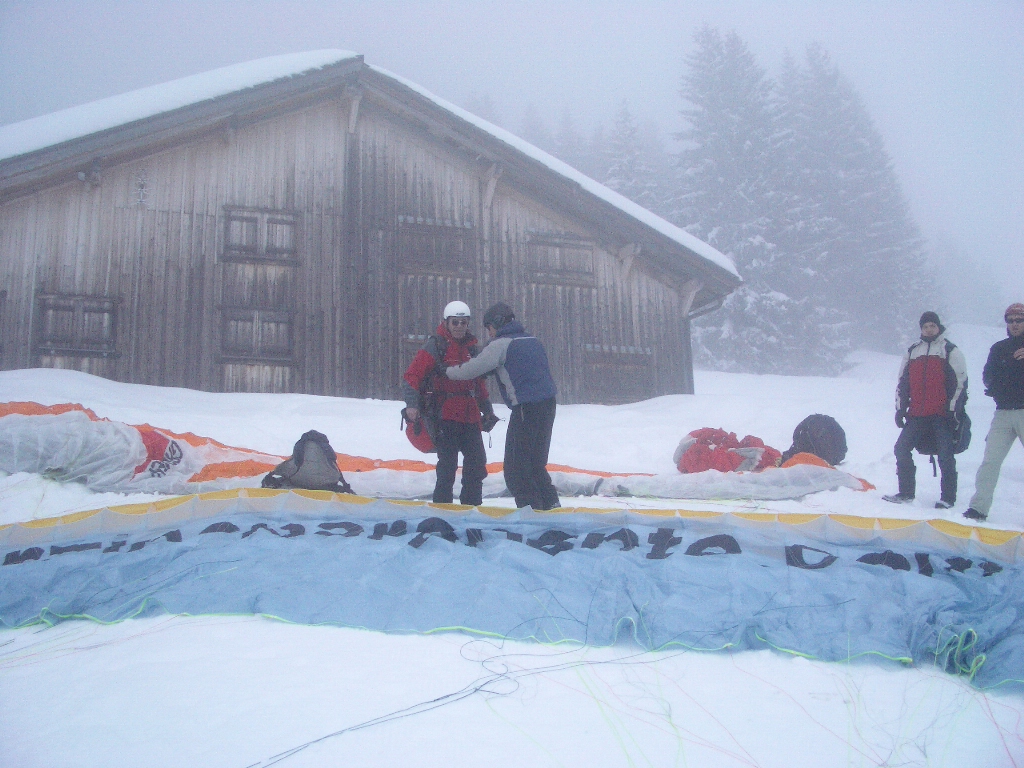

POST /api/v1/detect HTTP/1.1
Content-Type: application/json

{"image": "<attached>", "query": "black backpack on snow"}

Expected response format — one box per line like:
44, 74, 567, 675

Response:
780, 414, 848, 466
261, 430, 354, 493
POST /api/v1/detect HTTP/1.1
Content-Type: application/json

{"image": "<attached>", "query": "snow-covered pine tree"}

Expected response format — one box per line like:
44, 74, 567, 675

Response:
603, 100, 661, 213
672, 26, 833, 374
775, 44, 930, 352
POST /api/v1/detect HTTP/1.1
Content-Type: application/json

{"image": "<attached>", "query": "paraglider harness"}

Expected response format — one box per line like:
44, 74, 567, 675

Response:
909, 339, 972, 476
400, 335, 498, 453
261, 430, 354, 493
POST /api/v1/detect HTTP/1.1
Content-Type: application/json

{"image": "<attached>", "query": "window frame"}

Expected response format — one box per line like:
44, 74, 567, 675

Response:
34, 292, 119, 358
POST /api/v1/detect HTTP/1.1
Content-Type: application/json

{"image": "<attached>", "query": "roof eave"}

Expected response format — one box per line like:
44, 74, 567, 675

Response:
357, 68, 738, 299
0, 56, 365, 202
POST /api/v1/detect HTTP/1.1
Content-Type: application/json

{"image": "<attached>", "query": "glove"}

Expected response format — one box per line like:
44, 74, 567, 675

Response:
895, 411, 907, 429
947, 411, 960, 431
480, 405, 499, 433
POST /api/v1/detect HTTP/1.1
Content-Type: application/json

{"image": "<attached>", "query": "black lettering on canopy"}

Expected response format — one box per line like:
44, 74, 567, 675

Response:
527, 530, 575, 556
857, 551, 911, 571
369, 521, 407, 540
317, 522, 364, 537
50, 542, 102, 556
582, 529, 639, 551
915, 553, 934, 577
466, 528, 484, 547
3, 547, 44, 566
242, 523, 280, 539
495, 529, 523, 543
785, 544, 838, 570
409, 517, 459, 548
945, 557, 972, 573
128, 529, 183, 553
980, 561, 1003, 577
685, 534, 741, 557
104, 540, 127, 553
241, 523, 306, 539
201, 522, 240, 534
646, 528, 682, 560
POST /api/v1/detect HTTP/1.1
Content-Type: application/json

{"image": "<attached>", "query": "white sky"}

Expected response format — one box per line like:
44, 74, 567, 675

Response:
1, 0, 1021, 309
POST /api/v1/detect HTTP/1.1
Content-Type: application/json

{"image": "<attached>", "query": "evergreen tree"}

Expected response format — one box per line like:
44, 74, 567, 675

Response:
603, 100, 661, 213
672, 26, 837, 373
775, 44, 930, 352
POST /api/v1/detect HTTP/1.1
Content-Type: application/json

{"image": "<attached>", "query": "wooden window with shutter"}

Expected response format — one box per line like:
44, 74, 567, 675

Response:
34, 293, 118, 358
222, 208, 298, 264
527, 234, 596, 287
219, 207, 299, 368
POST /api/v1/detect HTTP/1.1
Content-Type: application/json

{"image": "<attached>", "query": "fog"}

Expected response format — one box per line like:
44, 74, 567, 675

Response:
1, 0, 1021, 320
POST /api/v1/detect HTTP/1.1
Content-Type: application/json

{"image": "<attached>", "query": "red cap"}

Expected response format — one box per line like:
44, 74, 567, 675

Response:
1005, 303, 1024, 321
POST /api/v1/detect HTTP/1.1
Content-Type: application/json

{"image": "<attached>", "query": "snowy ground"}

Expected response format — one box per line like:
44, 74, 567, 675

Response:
1, 323, 1023, 767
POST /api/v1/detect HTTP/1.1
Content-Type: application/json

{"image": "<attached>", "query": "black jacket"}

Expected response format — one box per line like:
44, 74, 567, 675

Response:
983, 335, 1024, 410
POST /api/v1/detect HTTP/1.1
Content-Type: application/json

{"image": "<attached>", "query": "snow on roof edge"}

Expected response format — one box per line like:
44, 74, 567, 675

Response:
0, 50, 360, 163
0, 50, 736, 280
368, 65, 738, 279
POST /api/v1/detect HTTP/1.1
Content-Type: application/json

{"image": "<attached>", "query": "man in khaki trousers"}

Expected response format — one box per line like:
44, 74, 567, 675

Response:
963, 303, 1024, 522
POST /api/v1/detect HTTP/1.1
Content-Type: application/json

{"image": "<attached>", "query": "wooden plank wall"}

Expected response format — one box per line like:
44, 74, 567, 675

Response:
0, 92, 694, 403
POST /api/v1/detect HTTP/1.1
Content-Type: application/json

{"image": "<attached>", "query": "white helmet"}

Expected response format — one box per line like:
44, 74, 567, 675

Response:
443, 300, 471, 319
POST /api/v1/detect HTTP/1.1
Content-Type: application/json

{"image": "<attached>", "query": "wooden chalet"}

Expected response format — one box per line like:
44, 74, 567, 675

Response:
0, 51, 739, 404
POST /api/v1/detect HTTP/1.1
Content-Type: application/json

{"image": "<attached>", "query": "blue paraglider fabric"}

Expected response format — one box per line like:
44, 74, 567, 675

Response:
0, 495, 1020, 689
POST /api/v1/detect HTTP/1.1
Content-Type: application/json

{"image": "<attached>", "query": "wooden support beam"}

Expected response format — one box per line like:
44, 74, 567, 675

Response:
678, 279, 703, 317
344, 87, 363, 134
617, 243, 640, 278
483, 164, 502, 210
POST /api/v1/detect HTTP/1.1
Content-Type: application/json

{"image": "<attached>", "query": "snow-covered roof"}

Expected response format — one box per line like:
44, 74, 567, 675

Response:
0, 50, 737, 279
370, 66, 738, 278
0, 51, 359, 163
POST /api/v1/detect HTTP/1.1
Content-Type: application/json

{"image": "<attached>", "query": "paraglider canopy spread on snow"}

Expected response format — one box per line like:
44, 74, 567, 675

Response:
0, 490, 1021, 690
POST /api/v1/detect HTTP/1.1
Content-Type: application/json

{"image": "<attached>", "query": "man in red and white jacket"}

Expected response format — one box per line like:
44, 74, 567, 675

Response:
402, 301, 496, 506
883, 311, 968, 509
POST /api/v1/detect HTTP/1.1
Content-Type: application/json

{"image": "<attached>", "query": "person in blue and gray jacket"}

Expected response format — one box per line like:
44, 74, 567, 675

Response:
445, 302, 561, 511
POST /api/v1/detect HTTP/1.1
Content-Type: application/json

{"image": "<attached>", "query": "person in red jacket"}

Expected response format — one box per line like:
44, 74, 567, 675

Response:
883, 311, 968, 508
402, 301, 496, 506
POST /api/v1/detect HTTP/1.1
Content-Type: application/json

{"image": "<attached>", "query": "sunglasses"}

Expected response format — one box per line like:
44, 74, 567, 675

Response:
448, 318, 470, 326
1008, 317, 1024, 325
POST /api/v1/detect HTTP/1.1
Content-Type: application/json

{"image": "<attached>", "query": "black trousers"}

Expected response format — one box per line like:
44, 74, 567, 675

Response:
895, 415, 957, 503
504, 397, 561, 510
433, 420, 488, 506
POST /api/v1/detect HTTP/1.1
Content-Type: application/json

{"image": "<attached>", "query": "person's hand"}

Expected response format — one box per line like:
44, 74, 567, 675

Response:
480, 411, 500, 432
404, 407, 419, 422
1013, 347, 1024, 361
895, 411, 907, 429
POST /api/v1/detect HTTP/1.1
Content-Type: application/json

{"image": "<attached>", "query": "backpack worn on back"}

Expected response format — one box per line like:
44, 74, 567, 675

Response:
261, 430, 354, 493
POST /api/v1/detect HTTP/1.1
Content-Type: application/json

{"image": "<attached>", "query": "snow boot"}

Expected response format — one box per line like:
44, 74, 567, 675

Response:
882, 493, 915, 504
939, 472, 957, 509
963, 507, 987, 521
935, 500, 954, 510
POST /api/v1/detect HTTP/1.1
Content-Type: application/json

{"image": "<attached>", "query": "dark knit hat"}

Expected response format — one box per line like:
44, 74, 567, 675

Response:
919, 311, 941, 327
483, 302, 515, 329
1005, 303, 1024, 321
